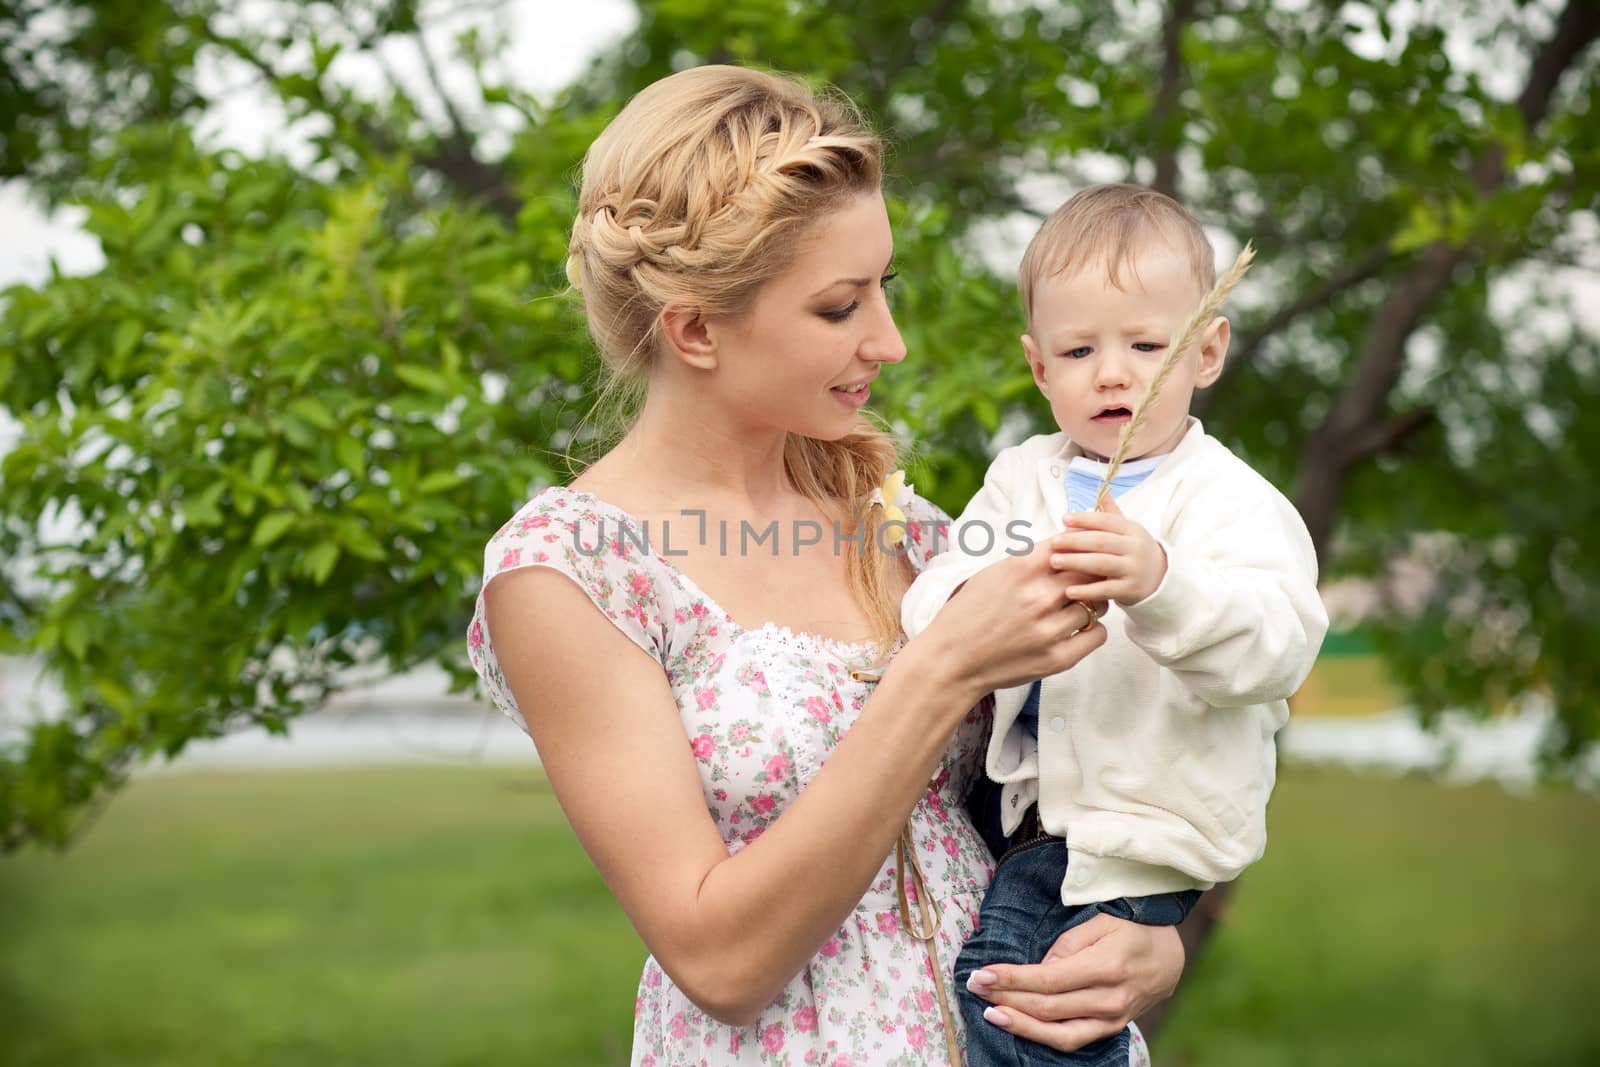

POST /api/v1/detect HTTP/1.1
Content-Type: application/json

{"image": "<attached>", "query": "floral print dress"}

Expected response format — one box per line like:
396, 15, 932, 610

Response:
467, 487, 1152, 1067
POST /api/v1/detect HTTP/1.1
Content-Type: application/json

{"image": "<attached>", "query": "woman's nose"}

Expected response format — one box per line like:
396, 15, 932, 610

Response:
864, 300, 907, 364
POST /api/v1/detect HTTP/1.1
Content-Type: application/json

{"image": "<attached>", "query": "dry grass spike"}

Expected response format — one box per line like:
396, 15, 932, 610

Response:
1094, 241, 1257, 509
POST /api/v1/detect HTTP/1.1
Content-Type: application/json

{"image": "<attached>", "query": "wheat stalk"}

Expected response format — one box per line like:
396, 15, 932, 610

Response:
1094, 241, 1257, 508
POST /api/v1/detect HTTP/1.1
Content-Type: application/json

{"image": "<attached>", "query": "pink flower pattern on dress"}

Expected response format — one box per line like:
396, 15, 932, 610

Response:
466, 487, 1153, 1067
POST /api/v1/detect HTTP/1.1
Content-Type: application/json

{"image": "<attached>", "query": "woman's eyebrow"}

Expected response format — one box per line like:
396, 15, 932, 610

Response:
809, 276, 872, 297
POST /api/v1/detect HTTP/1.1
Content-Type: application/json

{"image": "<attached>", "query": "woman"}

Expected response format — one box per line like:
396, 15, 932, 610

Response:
467, 65, 1185, 1064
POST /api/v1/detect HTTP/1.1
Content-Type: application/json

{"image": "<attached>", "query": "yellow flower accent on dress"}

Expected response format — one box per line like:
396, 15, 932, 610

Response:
867, 469, 913, 547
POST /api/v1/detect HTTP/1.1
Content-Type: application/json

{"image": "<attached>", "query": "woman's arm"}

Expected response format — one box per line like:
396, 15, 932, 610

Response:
486, 542, 1102, 1027
966, 915, 1186, 1051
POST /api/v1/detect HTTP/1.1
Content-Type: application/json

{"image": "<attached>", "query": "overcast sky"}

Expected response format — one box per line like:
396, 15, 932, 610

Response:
0, 0, 638, 289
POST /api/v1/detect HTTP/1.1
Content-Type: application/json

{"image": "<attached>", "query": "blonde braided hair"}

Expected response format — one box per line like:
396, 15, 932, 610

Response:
567, 65, 909, 651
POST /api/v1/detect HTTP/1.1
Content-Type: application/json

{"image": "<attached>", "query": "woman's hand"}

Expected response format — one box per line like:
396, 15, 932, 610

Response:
917, 536, 1109, 702
962, 914, 1185, 1052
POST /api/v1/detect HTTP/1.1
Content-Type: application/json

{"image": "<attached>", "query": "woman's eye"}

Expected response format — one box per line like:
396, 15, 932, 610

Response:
821, 301, 861, 323
1063, 346, 1092, 360
880, 271, 898, 290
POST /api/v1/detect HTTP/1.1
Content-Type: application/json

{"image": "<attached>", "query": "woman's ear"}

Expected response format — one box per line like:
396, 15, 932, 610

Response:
660, 303, 718, 371
1195, 315, 1231, 389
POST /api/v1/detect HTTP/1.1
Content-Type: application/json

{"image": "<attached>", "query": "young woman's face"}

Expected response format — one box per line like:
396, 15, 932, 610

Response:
708, 190, 905, 441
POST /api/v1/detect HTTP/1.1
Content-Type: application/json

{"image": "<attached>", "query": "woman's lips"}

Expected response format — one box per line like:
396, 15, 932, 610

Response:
831, 383, 871, 409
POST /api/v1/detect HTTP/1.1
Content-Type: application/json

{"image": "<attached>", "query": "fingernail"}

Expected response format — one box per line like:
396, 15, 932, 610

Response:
983, 1006, 1012, 1029
966, 970, 996, 992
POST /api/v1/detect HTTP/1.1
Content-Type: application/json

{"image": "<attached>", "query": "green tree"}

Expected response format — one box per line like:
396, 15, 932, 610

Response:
2, 0, 1596, 869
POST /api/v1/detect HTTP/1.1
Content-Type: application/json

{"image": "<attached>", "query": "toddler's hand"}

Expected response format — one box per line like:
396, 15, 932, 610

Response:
1048, 496, 1167, 606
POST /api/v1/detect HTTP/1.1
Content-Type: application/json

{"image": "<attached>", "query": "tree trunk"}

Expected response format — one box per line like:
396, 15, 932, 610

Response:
1291, 0, 1600, 559
1142, 11, 1599, 1042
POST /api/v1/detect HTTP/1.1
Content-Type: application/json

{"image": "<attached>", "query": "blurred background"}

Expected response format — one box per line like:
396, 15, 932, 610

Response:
1, 0, 1597, 1064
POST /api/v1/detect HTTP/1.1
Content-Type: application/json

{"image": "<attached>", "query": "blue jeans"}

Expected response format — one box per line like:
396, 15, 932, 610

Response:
958, 771, 1200, 1066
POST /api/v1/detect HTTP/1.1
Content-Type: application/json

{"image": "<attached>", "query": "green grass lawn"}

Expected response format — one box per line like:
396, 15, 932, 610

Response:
1, 765, 1596, 1066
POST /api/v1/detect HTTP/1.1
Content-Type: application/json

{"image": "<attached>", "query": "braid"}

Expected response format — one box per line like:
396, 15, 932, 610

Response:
568, 65, 908, 651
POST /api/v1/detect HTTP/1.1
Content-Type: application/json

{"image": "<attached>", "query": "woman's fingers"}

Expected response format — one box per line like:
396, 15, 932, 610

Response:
971, 946, 1122, 999
1048, 614, 1107, 669
972, 984, 1130, 1023
1041, 911, 1121, 961
976, 1007, 1126, 1054
1064, 579, 1124, 602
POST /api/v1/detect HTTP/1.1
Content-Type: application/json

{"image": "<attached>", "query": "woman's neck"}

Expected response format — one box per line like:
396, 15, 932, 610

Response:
597, 390, 798, 514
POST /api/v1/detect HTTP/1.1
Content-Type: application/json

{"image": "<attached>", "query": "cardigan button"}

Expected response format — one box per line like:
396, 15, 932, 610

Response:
1049, 715, 1067, 734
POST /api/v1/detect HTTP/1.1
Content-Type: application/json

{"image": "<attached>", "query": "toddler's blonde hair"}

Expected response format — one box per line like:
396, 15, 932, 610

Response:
1018, 183, 1215, 324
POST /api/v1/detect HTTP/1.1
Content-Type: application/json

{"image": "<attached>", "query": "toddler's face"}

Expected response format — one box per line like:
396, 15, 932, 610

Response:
1022, 245, 1227, 463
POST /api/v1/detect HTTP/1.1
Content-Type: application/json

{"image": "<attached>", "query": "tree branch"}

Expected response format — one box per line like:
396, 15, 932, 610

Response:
1472, 0, 1600, 194
1342, 407, 1436, 464
415, 26, 474, 148
1292, 0, 1600, 561
1150, 0, 1195, 200
1196, 243, 1392, 415
202, 23, 521, 225
861, 0, 962, 125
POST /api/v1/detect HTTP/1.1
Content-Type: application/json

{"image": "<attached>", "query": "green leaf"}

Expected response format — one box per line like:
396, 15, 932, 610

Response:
335, 434, 366, 479
250, 511, 298, 548
395, 363, 451, 394
289, 397, 337, 431
416, 469, 465, 494
112, 319, 143, 365
337, 522, 387, 562
1391, 202, 1444, 254
61, 618, 90, 661
283, 481, 314, 515
249, 445, 277, 485
183, 481, 229, 528
281, 414, 320, 452
298, 541, 341, 586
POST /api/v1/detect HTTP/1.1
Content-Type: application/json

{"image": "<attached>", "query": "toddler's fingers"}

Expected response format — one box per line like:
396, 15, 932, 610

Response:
1062, 511, 1124, 532
1066, 580, 1122, 602
1048, 530, 1122, 557
1052, 552, 1128, 578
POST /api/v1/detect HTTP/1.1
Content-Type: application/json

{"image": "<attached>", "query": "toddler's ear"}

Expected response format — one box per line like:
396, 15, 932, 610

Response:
1021, 334, 1048, 390
1195, 315, 1231, 388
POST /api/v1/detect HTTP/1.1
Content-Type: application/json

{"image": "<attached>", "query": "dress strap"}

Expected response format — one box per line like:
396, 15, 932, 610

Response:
896, 823, 963, 1066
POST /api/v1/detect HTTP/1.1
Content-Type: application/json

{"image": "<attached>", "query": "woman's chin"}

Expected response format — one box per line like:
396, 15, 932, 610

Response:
787, 412, 866, 442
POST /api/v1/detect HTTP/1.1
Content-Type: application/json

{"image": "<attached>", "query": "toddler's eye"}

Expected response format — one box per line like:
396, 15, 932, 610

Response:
1133, 342, 1164, 353
1063, 346, 1092, 360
